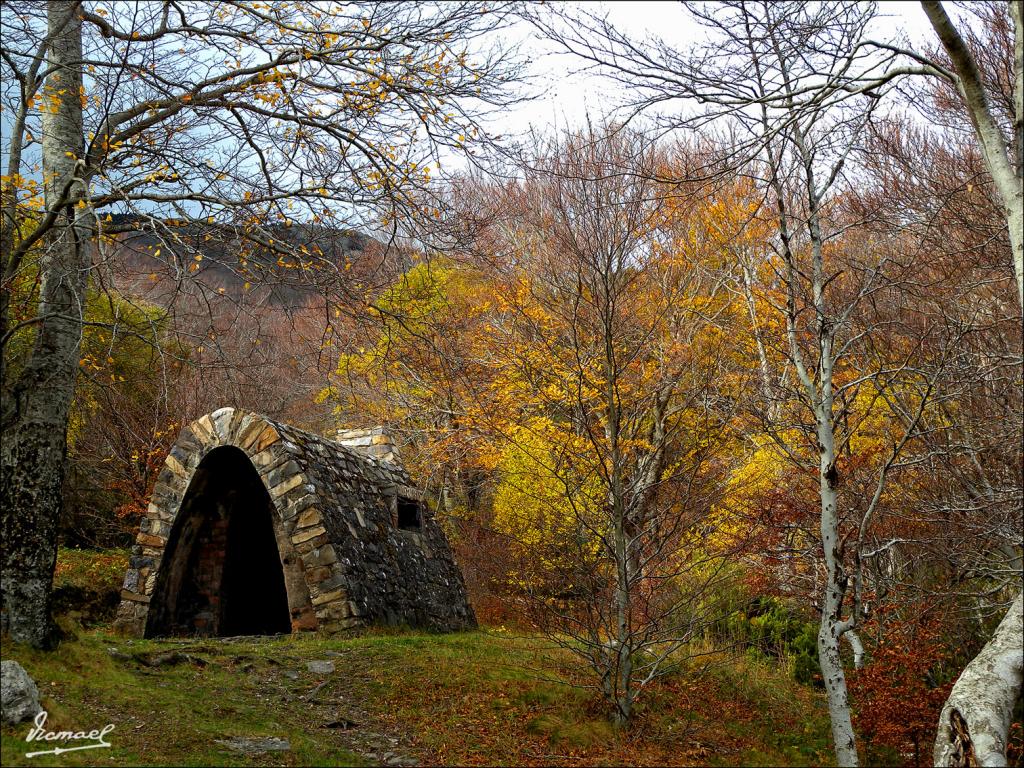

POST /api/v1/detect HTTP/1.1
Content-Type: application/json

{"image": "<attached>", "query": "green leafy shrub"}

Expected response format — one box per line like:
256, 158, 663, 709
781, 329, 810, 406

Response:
712, 595, 821, 686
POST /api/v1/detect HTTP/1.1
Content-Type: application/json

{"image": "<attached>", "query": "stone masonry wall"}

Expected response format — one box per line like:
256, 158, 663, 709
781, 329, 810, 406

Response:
115, 407, 475, 637
336, 426, 402, 465
180, 514, 228, 635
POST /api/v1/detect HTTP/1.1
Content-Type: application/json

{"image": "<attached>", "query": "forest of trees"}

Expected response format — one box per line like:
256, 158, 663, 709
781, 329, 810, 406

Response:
1, 2, 1021, 767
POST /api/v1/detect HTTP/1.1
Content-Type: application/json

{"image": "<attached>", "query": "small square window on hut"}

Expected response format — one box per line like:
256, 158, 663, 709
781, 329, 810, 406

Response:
397, 497, 422, 530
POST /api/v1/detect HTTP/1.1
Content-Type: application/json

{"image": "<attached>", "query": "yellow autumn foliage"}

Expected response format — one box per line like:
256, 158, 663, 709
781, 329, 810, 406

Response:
491, 423, 605, 588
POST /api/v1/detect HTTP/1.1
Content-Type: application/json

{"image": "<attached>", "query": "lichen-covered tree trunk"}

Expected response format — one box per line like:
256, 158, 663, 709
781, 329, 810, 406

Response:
816, 415, 858, 768
934, 591, 1024, 767
1, 0, 91, 648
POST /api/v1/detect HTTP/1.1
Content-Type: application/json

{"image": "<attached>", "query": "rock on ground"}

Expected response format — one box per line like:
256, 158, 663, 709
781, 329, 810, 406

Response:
1, 660, 42, 725
215, 736, 291, 754
306, 660, 335, 675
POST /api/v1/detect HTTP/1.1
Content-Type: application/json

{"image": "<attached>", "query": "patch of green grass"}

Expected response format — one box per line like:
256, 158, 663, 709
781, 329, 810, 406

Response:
1, 631, 367, 767
2, 625, 832, 766
700, 651, 833, 766
526, 714, 615, 748
53, 548, 130, 593
515, 685, 564, 707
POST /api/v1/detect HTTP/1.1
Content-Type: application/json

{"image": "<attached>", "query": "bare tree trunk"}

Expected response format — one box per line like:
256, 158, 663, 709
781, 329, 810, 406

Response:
605, 307, 634, 729
921, 0, 1024, 309
1014, 0, 1023, 308
815, 403, 859, 767
770, 35, 860, 760
737, 255, 778, 418
1, 0, 91, 648
920, 6, 1024, 763
934, 591, 1024, 767
610, 507, 633, 728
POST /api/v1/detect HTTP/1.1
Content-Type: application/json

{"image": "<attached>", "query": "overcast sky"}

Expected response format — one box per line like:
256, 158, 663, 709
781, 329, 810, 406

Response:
489, 0, 941, 143
0, 1, 957, 228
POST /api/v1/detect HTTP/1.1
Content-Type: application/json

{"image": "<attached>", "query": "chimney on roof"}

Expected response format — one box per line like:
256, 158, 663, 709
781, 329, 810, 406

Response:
335, 426, 401, 465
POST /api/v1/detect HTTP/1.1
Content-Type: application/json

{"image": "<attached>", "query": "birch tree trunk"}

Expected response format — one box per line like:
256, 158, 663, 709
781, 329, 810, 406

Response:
920, 3, 1024, 762
768, 26, 860, 760
0, 0, 92, 648
815, 404, 859, 767
921, 0, 1023, 309
934, 592, 1024, 767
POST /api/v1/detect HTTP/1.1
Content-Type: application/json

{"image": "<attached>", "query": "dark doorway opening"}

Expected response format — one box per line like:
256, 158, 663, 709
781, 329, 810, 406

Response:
145, 446, 291, 637
397, 497, 422, 530
220, 481, 290, 636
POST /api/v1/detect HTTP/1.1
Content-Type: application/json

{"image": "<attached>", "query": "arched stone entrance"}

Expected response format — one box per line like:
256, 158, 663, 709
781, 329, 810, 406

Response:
145, 446, 292, 637
115, 406, 477, 638
116, 408, 330, 637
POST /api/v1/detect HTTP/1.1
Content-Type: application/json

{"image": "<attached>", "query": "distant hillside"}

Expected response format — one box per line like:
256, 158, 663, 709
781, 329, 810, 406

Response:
102, 216, 408, 308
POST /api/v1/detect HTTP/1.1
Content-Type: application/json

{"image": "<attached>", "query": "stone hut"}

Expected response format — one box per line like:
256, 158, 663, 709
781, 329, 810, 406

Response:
114, 407, 475, 637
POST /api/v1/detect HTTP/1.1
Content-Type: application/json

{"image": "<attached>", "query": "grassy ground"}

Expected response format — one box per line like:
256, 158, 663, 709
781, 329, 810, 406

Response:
49, 549, 130, 628
1, 622, 832, 767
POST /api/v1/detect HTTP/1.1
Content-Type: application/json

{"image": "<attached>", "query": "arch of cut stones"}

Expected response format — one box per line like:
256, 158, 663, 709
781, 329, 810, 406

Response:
114, 406, 475, 637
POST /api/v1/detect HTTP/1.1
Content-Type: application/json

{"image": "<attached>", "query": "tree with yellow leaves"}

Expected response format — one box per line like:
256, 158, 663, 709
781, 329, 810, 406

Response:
322, 125, 756, 726
319, 255, 495, 505
0, 0, 522, 648
529, 6, 999, 761
444, 125, 752, 727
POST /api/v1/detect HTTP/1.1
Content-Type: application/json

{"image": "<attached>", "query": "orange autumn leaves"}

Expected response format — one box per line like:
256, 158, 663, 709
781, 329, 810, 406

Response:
322, 164, 761, 563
